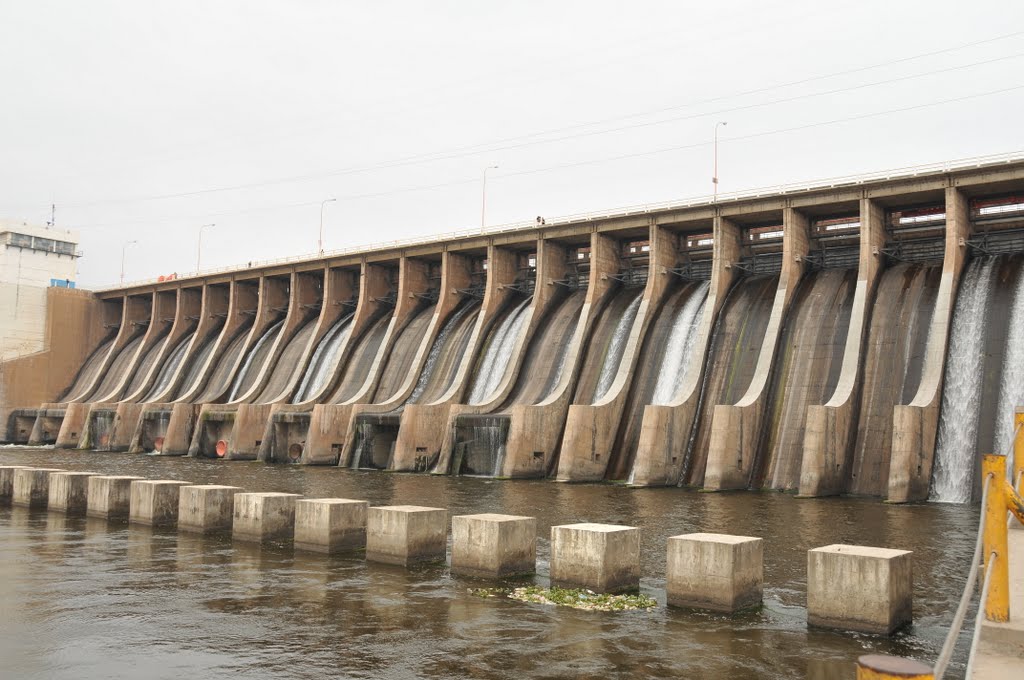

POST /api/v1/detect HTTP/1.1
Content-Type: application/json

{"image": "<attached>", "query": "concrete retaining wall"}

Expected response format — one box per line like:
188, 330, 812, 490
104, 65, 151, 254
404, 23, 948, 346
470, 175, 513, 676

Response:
799, 199, 884, 496
435, 237, 567, 475
704, 208, 809, 491
888, 186, 971, 502
556, 222, 675, 482
392, 244, 519, 472
501, 231, 617, 478
629, 216, 742, 487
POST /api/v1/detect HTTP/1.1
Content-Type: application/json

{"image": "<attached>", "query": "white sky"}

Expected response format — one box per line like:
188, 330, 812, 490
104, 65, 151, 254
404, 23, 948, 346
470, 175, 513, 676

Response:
2, 0, 1022, 288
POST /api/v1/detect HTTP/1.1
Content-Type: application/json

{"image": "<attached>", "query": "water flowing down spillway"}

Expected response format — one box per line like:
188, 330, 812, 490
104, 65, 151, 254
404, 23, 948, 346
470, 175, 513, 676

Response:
193, 321, 253, 401
466, 296, 531, 405
292, 315, 353, 404
408, 300, 481, 404
123, 333, 171, 398
499, 289, 587, 410
327, 314, 392, 404
683, 275, 778, 487
173, 323, 227, 401
253, 317, 319, 403
757, 268, 857, 491
351, 300, 482, 470
933, 255, 1023, 502
608, 281, 706, 480
994, 268, 1024, 473
141, 331, 195, 402
651, 281, 710, 406
848, 263, 941, 496
60, 337, 114, 402
581, 288, 644, 404
457, 290, 585, 478
228, 319, 285, 402
89, 335, 145, 402
371, 304, 437, 403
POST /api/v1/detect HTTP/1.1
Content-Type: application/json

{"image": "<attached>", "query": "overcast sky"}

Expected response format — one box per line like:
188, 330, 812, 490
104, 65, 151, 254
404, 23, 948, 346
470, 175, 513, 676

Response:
2, 0, 1022, 288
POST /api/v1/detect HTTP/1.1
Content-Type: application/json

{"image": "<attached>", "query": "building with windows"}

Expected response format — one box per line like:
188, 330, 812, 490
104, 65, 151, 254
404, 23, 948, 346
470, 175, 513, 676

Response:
0, 220, 81, 360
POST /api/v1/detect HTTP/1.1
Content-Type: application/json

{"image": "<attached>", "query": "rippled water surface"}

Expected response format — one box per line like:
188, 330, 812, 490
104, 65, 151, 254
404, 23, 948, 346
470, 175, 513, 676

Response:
0, 447, 978, 679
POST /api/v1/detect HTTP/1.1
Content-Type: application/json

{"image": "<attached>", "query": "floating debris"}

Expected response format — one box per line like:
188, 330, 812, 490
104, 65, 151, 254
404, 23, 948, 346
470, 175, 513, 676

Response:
468, 586, 656, 611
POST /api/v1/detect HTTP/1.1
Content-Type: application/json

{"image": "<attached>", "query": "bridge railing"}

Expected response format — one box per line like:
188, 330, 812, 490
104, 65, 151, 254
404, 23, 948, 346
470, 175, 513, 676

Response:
96, 149, 1024, 292
857, 409, 1024, 680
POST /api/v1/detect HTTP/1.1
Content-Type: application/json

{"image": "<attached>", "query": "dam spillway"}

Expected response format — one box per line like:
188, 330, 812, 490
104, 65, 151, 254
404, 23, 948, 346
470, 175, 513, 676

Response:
5, 158, 1024, 503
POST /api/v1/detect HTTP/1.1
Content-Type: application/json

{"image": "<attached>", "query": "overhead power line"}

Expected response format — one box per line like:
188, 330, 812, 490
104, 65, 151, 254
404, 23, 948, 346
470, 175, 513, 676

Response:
40, 46, 1024, 211
69, 82, 1024, 231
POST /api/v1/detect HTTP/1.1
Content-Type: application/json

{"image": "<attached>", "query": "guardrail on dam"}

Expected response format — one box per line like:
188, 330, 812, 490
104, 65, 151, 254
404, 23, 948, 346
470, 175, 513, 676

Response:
4, 154, 1024, 504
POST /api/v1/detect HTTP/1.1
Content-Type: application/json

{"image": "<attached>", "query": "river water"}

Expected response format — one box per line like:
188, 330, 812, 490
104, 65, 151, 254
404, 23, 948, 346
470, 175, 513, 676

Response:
0, 446, 978, 679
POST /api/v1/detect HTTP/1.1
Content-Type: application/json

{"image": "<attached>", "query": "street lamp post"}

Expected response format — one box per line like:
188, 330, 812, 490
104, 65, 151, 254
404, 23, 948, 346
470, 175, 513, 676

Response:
713, 121, 728, 202
481, 165, 498, 232
319, 198, 337, 255
196, 223, 215, 273
120, 239, 138, 284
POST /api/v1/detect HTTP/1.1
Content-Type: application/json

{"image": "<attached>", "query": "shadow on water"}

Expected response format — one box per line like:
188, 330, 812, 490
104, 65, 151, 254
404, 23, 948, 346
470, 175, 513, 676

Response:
0, 446, 979, 680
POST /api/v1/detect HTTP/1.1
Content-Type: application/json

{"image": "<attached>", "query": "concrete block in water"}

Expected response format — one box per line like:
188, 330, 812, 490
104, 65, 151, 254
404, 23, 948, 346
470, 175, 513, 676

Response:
451, 513, 536, 578
130, 480, 191, 526
232, 492, 300, 543
294, 498, 368, 554
366, 505, 447, 566
550, 522, 640, 593
0, 465, 28, 505
666, 533, 763, 612
12, 467, 62, 508
807, 544, 913, 634
48, 471, 98, 514
87, 475, 144, 519
178, 485, 242, 534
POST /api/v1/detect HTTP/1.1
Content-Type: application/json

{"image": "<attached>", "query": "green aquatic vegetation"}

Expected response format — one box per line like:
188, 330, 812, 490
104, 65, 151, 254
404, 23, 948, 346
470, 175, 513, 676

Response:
468, 586, 656, 611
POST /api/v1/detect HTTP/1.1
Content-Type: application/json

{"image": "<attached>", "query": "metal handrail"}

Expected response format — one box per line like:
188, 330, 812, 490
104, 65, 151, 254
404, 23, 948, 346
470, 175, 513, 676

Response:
964, 551, 998, 680
933, 473, 993, 680
96, 149, 1024, 292
867, 417, 1022, 680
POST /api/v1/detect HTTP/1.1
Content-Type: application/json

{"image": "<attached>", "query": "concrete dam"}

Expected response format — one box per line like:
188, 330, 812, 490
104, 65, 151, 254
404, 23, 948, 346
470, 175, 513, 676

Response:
4, 159, 1024, 504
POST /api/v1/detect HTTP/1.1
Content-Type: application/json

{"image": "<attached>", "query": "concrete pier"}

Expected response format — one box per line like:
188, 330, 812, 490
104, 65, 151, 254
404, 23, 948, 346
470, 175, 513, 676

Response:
888, 187, 972, 502
366, 505, 447, 566
12, 467, 61, 508
232, 492, 300, 543
628, 215, 741, 487
48, 471, 97, 514
451, 513, 536, 578
87, 475, 144, 519
0, 465, 27, 504
666, 533, 763, 612
807, 544, 913, 634
550, 522, 640, 593
178, 484, 242, 534
704, 207, 809, 491
129, 479, 191, 526
294, 498, 368, 554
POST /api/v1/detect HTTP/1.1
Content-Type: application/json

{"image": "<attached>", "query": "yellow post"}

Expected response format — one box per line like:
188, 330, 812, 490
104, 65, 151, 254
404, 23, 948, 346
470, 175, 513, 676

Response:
1014, 408, 1024, 490
981, 454, 1010, 623
855, 654, 933, 679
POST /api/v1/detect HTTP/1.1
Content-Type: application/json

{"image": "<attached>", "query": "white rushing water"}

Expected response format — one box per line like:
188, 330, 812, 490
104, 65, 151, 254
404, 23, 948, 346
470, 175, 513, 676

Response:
593, 291, 644, 402
142, 332, 194, 401
468, 297, 531, 405
651, 281, 710, 405
932, 258, 998, 503
292, 315, 353, 403
409, 302, 476, 403
228, 320, 283, 401
994, 266, 1024, 475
